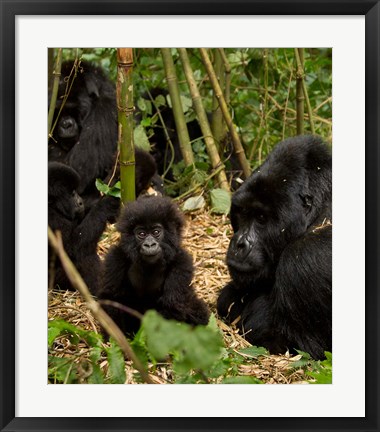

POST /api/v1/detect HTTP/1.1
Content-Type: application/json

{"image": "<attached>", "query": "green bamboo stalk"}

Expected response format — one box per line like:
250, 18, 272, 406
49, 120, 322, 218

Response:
294, 48, 315, 134
217, 48, 231, 105
48, 48, 55, 94
211, 49, 226, 149
295, 48, 305, 135
47, 48, 62, 137
199, 48, 251, 179
117, 48, 135, 204
161, 49, 194, 166
178, 48, 230, 192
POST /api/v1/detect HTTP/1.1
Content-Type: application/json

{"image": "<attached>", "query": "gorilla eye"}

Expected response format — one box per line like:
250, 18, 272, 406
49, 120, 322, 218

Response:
137, 231, 147, 239
256, 214, 267, 224
152, 229, 161, 237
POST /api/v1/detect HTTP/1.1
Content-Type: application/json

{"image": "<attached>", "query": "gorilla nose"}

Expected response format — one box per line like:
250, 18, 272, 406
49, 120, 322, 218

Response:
235, 234, 252, 258
62, 118, 74, 129
142, 239, 159, 256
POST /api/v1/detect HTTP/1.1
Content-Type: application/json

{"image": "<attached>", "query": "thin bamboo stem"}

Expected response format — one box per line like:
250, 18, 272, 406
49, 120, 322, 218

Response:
295, 48, 305, 135
48, 48, 62, 137
161, 49, 194, 166
199, 48, 251, 179
211, 49, 226, 149
294, 48, 315, 134
178, 48, 230, 192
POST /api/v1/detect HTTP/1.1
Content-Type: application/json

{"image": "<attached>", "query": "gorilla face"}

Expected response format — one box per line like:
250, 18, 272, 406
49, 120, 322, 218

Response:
57, 114, 79, 141
226, 163, 311, 288
134, 224, 164, 264
48, 162, 85, 221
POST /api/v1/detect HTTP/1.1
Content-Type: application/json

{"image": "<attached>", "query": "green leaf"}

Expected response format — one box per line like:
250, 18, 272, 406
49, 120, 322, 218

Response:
222, 376, 263, 384
106, 339, 126, 384
236, 346, 268, 358
141, 310, 224, 374
87, 363, 105, 384
48, 326, 61, 347
154, 94, 166, 108
95, 178, 110, 194
182, 196, 205, 212
308, 368, 332, 384
134, 124, 151, 151
166, 94, 192, 114
140, 117, 152, 127
48, 356, 77, 384
137, 97, 152, 115
48, 319, 103, 348
191, 169, 207, 186
210, 188, 231, 214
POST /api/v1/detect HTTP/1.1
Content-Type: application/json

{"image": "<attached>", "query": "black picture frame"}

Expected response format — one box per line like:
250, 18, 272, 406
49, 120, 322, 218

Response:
1, 1, 379, 431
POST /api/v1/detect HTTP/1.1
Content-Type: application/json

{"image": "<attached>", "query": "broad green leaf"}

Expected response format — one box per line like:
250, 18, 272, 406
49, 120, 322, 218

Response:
182, 196, 205, 212
106, 339, 126, 384
154, 94, 166, 108
48, 326, 61, 347
236, 346, 268, 358
48, 319, 102, 348
222, 376, 263, 384
87, 363, 105, 384
210, 188, 231, 214
134, 125, 151, 151
96, 178, 110, 194
137, 97, 152, 115
142, 310, 224, 374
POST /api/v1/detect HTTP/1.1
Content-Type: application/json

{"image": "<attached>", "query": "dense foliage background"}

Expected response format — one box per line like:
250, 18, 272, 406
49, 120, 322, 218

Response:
53, 47, 332, 195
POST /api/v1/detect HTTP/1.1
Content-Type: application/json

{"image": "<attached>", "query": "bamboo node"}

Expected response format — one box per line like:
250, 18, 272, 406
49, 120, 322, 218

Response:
119, 160, 136, 167
117, 105, 135, 115
117, 61, 133, 68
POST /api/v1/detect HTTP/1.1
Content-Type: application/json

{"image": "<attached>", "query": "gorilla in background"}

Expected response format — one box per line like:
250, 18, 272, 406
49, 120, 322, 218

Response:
139, 88, 244, 189
217, 135, 332, 360
48, 162, 119, 293
48, 60, 159, 198
96, 196, 210, 336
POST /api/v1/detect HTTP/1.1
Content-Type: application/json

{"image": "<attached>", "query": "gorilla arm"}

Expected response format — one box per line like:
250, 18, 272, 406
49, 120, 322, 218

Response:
157, 250, 210, 326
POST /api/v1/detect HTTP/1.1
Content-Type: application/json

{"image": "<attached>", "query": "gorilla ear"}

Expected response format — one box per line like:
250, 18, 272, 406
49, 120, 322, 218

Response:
84, 76, 100, 98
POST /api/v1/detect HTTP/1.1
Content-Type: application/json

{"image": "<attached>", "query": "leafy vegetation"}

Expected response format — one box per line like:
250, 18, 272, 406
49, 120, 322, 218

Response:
57, 48, 331, 204
48, 313, 332, 385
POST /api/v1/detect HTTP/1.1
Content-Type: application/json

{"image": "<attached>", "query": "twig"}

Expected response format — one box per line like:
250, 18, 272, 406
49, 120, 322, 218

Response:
48, 227, 155, 384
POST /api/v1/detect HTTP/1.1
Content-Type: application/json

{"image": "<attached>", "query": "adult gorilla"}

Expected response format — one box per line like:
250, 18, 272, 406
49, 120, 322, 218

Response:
48, 60, 158, 197
217, 135, 332, 360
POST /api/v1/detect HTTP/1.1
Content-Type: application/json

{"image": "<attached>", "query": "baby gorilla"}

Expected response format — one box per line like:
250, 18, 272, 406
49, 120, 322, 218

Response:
97, 196, 210, 335
48, 162, 119, 293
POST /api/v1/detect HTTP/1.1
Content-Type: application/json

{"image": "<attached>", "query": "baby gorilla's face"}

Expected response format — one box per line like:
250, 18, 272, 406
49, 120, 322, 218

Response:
134, 224, 164, 263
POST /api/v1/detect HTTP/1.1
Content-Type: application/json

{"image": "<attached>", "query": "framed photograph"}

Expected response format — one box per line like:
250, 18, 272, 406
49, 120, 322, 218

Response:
1, 1, 378, 431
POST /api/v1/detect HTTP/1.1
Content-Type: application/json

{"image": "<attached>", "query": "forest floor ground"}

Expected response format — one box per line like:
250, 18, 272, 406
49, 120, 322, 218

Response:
48, 208, 311, 384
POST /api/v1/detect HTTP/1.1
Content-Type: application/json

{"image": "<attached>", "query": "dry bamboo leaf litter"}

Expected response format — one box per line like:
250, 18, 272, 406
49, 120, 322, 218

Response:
49, 208, 310, 384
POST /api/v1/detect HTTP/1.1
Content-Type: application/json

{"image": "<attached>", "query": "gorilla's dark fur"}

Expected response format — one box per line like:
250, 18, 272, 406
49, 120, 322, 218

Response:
217, 135, 332, 360
48, 61, 158, 197
96, 196, 210, 335
48, 162, 119, 293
